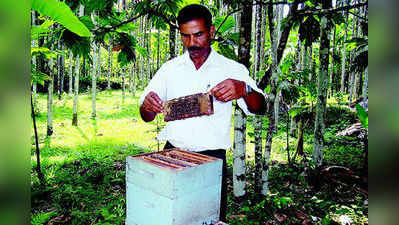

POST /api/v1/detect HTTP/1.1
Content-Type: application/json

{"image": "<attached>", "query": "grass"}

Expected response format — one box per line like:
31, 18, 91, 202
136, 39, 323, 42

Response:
31, 89, 367, 224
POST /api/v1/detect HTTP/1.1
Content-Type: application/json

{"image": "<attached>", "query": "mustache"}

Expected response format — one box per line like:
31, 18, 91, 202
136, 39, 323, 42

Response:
188, 46, 201, 51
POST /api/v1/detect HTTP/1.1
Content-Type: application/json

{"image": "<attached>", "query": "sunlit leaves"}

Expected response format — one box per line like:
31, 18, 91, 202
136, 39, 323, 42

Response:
32, 0, 91, 37
136, 45, 148, 58
344, 38, 367, 51
214, 15, 236, 35
355, 104, 368, 129
31, 20, 55, 40
116, 23, 138, 33
212, 42, 237, 61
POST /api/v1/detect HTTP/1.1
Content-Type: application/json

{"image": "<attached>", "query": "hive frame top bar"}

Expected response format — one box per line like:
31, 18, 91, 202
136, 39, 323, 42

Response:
128, 148, 221, 170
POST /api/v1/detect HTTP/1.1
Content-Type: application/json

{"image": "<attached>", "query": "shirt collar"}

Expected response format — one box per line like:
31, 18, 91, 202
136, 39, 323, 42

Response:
182, 47, 219, 70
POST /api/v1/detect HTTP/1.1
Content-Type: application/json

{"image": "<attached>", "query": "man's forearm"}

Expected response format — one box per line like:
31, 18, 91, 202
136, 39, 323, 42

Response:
243, 90, 267, 115
140, 105, 157, 122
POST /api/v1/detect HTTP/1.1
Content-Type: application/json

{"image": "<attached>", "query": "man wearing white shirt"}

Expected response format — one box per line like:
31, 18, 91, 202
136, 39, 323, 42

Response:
139, 4, 267, 221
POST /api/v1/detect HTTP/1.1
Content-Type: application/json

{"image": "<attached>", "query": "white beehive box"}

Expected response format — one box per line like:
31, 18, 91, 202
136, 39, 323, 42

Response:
126, 149, 223, 225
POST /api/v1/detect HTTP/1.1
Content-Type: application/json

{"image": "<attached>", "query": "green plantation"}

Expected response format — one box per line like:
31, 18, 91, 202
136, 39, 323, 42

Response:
30, 0, 368, 224
31, 90, 367, 224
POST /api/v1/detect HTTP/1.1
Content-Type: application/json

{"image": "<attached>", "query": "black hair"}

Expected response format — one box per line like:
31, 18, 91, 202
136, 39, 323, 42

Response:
177, 4, 213, 30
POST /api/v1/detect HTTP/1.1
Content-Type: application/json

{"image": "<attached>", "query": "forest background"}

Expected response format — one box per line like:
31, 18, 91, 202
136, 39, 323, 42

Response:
28, 0, 370, 224
2, 0, 399, 225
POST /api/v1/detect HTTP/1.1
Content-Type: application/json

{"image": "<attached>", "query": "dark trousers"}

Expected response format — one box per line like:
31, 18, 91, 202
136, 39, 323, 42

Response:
163, 141, 227, 222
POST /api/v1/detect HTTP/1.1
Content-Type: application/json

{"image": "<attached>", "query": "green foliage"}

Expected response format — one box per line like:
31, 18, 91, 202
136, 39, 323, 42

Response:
31, 64, 50, 86
31, 47, 59, 60
212, 42, 238, 61
31, 0, 91, 37
114, 33, 138, 66
61, 29, 91, 58
355, 104, 368, 129
345, 38, 368, 52
214, 15, 236, 35
31, 211, 57, 225
31, 20, 55, 40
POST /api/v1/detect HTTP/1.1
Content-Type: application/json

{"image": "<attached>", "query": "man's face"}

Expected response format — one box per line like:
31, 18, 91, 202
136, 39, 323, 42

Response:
179, 18, 214, 60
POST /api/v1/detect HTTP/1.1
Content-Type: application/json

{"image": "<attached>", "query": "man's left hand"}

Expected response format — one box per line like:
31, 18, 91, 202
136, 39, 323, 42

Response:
210, 78, 246, 102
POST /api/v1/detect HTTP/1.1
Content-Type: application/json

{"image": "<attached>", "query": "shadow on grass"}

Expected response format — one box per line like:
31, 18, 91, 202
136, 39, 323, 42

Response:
31, 141, 149, 224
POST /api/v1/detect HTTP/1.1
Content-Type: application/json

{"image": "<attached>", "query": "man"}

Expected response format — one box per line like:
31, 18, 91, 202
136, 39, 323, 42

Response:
139, 4, 267, 221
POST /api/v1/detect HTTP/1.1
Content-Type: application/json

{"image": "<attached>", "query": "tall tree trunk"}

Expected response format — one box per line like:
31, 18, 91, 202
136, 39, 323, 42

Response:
56, 38, 61, 100
147, 18, 152, 80
290, 39, 302, 137
348, 11, 358, 104
258, 2, 299, 89
362, 66, 368, 104
233, 0, 252, 198
59, 43, 65, 99
329, 27, 336, 98
261, 0, 277, 196
253, 3, 264, 194
72, 5, 84, 126
122, 69, 126, 104
169, 26, 176, 59
107, 35, 113, 90
72, 55, 80, 126
129, 63, 133, 92
91, 44, 98, 119
68, 51, 73, 95
47, 42, 54, 137
132, 61, 136, 95
340, 0, 349, 94
312, 0, 332, 167
31, 91, 45, 186
31, 11, 38, 106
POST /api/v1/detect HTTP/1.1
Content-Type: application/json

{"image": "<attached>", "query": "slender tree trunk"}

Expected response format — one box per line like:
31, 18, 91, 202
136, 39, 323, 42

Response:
91, 44, 98, 119
348, 13, 358, 104
362, 66, 368, 104
72, 56, 80, 126
68, 51, 73, 95
233, 0, 252, 198
132, 61, 136, 95
169, 26, 176, 59
107, 35, 113, 90
32, 92, 45, 186
290, 39, 302, 137
296, 117, 304, 156
129, 63, 133, 92
96, 44, 101, 79
56, 39, 61, 100
147, 20, 152, 79
329, 27, 336, 98
340, 0, 349, 94
258, 2, 299, 89
253, 3, 264, 194
72, 4, 83, 126
31, 11, 38, 106
122, 68, 126, 104
262, 0, 277, 196
312, 1, 332, 167
59, 43, 65, 99
47, 37, 54, 136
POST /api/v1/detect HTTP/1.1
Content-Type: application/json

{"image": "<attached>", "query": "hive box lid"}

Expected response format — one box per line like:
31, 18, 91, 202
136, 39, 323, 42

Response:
126, 149, 223, 199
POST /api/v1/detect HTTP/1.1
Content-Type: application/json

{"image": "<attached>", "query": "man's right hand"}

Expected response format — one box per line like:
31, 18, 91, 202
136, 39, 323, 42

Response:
141, 91, 164, 113
140, 91, 164, 122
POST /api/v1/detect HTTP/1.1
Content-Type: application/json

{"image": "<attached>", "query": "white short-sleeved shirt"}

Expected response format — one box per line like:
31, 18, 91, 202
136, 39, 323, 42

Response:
139, 48, 265, 152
